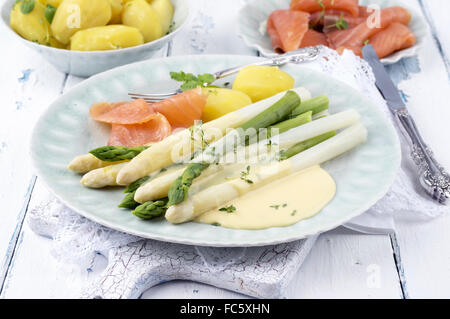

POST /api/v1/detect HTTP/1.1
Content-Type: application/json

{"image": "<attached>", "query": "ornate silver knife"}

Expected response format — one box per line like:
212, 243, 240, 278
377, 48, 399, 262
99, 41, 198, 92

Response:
362, 44, 449, 205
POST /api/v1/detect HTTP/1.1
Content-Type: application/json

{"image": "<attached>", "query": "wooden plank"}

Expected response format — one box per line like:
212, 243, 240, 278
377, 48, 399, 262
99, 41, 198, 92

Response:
0, 28, 67, 291
141, 229, 402, 299
288, 229, 403, 299
393, 216, 450, 298
169, 0, 256, 56
385, 0, 450, 299
417, 0, 450, 78
0, 184, 108, 298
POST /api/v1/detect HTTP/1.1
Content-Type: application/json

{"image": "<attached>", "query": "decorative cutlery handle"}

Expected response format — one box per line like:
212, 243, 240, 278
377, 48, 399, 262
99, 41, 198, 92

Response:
213, 47, 320, 80
395, 108, 449, 204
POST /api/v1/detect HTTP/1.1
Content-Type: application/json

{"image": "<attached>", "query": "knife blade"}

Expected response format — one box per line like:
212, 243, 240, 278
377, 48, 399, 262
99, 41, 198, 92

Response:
362, 44, 449, 205
362, 44, 405, 110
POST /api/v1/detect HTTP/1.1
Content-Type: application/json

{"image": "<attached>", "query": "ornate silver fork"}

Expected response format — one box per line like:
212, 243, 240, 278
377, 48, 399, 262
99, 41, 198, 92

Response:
128, 47, 320, 103
363, 45, 449, 205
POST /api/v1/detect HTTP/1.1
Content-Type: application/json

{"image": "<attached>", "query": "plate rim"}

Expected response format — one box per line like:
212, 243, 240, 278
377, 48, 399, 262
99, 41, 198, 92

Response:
30, 54, 401, 247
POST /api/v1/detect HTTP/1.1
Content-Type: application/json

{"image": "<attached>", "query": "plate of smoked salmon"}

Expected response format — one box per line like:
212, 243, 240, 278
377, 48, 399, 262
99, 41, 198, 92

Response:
238, 0, 428, 64
31, 55, 400, 246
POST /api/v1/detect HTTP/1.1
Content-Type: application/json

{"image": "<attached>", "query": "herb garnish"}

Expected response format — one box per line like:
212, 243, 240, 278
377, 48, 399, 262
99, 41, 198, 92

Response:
240, 166, 254, 184
20, 0, 35, 14
170, 71, 215, 92
317, 0, 325, 9
335, 13, 349, 30
219, 205, 236, 213
167, 21, 175, 34
325, 13, 349, 31
291, 210, 298, 216
44, 4, 56, 23
189, 121, 209, 149
266, 139, 278, 150
271, 203, 287, 210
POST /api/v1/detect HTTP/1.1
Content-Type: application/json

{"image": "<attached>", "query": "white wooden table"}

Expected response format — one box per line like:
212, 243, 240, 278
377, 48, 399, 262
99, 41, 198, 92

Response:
0, 0, 449, 299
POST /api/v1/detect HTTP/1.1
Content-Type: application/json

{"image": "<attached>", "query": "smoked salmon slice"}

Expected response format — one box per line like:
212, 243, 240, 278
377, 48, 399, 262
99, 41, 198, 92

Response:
369, 22, 416, 59
290, 0, 360, 17
267, 10, 310, 52
323, 14, 366, 32
299, 29, 329, 48
108, 113, 172, 147
358, 6, 371, 18
152, 87, 206, 129
327, 6, 411, 49
266, 14, 282, 52
90, 99, 155, 124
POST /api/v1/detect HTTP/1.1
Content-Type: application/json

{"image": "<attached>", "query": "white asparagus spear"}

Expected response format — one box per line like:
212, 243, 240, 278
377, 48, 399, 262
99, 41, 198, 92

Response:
80, 162, 128, 188
68, 142, 156, 174
165, 123, 368, 224
67, 154, 127, 174
134, 109, 359, 203
135, 165, 218, 203
116, 87, 312, 186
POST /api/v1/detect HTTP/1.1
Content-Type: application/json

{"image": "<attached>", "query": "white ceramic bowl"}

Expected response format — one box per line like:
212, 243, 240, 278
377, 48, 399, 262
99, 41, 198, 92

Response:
237, 0, 428, 64
1, 0, 190, 77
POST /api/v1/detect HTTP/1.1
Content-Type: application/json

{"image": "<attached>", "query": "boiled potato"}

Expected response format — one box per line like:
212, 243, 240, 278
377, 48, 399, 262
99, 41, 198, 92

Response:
10, 1, 64, 48
122, 0, 163, 42
70, 25, 144, 51
201, 88, 252, 122
51, 0, 112, 44
108, 0, 123, 24
232, 66, 295, 102
148, 0, 174, 34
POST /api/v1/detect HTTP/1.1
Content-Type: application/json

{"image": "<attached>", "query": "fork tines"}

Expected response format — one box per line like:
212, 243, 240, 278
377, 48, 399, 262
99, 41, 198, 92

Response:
128, 92, 178, 102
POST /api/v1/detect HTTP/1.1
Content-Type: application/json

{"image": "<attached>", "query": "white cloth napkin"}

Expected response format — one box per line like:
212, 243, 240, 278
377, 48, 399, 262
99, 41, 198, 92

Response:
27, 47, 448, 298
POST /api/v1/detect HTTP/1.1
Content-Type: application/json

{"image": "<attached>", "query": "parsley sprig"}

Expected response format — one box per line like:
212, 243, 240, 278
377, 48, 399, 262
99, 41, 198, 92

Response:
44, 4, 57, 23
325, 13, 349, 30
19, 0, 35, 14
170, 71, 215, 92
219, 205, 236, 213
240, 166, 254, 184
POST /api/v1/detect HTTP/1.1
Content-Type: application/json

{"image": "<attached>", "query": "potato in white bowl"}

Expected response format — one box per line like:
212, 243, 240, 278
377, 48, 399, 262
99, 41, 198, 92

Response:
1, 0, 190, 76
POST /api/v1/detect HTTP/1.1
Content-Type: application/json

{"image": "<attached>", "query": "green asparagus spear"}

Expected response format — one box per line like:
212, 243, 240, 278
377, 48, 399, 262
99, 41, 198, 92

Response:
291, 95, 329, 118
239, 91, 301, 131
118, 176, 151, 209
123, 176, 150, 193
89, 145, 149, 162
279, 131, 336, 160
118, 193, 141, 209
132, 198, 169, 220
167, 162, 210, 206
268, 111, 312, 137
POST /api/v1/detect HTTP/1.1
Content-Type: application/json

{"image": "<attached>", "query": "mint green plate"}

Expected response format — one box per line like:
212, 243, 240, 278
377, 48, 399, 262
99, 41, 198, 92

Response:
31, 55, 400, 247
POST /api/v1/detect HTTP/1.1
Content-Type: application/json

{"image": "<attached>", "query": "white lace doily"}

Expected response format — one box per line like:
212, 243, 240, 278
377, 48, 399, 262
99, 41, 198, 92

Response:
27, 47, 448, 298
